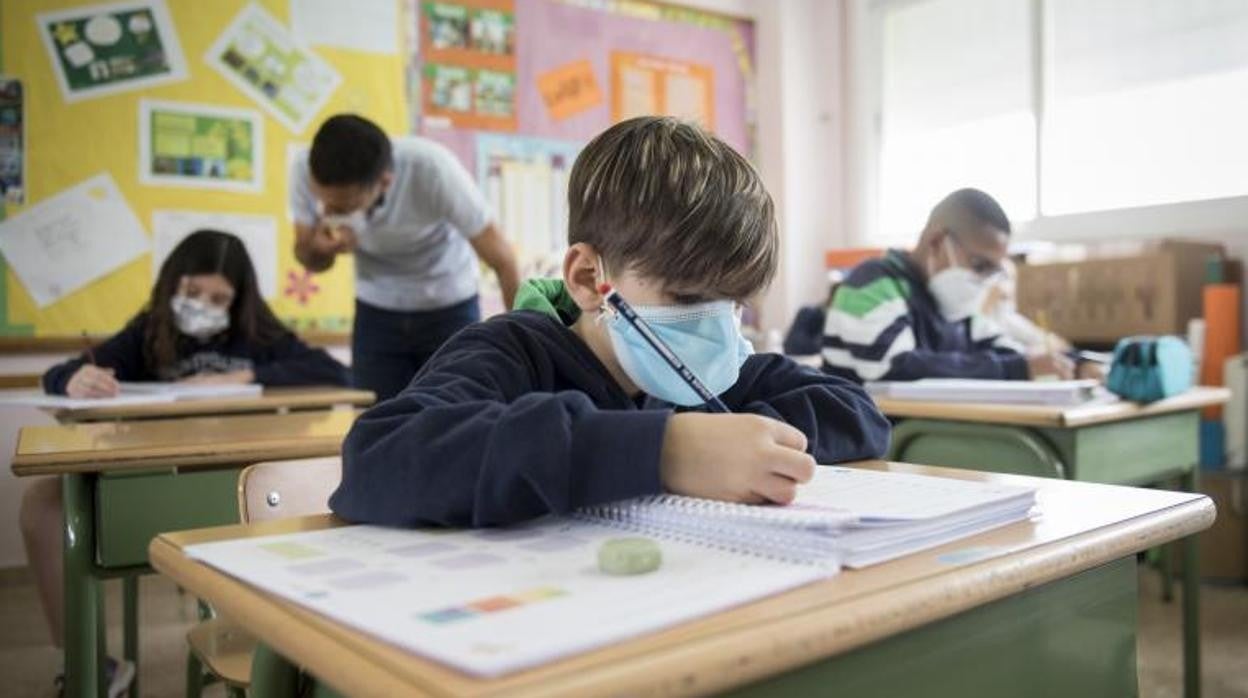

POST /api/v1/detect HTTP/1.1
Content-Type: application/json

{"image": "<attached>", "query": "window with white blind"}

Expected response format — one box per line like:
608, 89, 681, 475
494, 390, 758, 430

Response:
868, 0, 1248, 242
878, 0, 1034, 244
1042, 0, 1248, 215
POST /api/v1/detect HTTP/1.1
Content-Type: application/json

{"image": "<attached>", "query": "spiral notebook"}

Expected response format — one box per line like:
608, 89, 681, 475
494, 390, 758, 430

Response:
185, 467, 1037, 677
583, 466, 1037, 568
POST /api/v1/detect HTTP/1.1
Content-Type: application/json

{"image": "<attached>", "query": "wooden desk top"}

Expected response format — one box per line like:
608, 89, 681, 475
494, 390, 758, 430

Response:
12, 409, 358, 476
874, 386, 1230, 428
51, 386, 374, 423
150, 461, 1213, 698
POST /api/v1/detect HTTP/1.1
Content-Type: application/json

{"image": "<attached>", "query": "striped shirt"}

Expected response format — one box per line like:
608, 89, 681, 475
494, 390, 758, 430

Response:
822, 250, 1027, 383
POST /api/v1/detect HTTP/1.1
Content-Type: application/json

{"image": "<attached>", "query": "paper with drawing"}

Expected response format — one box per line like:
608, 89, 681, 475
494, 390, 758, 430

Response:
0, 173, 149, 307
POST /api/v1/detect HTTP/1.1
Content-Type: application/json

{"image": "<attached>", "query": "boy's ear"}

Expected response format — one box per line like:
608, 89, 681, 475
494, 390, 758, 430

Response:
563, 242, 604, 312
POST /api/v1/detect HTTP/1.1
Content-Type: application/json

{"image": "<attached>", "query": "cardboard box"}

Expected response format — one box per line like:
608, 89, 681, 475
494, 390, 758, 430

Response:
1017, 241, 1224, 344
1170, 471, 1248, 583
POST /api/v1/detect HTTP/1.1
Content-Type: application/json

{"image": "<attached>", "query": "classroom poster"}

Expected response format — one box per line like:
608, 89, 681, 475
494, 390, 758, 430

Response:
420, 0, 518, 131
36, 0, 188, 103
151, 210, 278, 299
611, 52, 715, 129
205, 3, 342, 134
291, 0, 400, 54
139, 100, 263, 193
0, 79, 24, 205
0, 173, 149, 308
475, 134, 580, 316
536, 59, 603, 121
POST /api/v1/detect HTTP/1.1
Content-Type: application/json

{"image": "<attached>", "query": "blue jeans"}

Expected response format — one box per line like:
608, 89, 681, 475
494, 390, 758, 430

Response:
351, 296, 481, 401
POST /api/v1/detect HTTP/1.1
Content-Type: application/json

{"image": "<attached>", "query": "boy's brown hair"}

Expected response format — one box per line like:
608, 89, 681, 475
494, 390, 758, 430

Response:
567, 116, 777, 300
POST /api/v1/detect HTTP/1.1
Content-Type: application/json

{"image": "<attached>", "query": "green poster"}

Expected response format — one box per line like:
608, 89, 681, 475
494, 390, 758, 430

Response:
37, 0, 187, 102
140, 100, 263, 192
206, 4, 341, 134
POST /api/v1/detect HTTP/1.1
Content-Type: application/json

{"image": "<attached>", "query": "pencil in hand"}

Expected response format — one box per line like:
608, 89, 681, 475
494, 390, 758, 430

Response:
81, 330, 96, 365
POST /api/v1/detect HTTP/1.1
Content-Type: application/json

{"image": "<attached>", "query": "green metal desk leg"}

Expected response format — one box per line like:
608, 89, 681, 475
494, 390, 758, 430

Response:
1158, 541, 1175, 602
312, 681, 347, 698
63, 473, 103, 698
251, 643, 299, 698
186, 651, 204, 698
1182, 467, 1201, 698
123, 576, 138, 698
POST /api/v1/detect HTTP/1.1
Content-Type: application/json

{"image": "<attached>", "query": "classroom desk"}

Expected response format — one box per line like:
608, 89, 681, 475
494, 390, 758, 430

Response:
149, 461, 1213, 698
877, 385, 1231, 698
10, 409, 360, 698
48, 386, 374, 423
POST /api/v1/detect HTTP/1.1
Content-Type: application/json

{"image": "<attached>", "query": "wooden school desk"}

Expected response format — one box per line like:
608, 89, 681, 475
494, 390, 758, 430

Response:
149, 461, 1213, 698
48, 386, 374, 423
877, 385, 1230, 698
10, 409, 360, 698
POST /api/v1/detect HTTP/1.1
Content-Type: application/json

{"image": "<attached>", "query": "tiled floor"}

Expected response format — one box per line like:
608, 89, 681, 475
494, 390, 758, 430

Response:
0, 566, 1245, 697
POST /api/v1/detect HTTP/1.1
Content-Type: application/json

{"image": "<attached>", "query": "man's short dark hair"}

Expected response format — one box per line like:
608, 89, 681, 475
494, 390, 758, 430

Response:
567, 116, 777, 300
934, 188, 1011, 235
309, 114, 393, 187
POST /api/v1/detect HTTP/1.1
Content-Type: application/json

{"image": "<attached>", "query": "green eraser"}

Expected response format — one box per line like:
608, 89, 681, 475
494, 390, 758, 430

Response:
597, 537, 662, 576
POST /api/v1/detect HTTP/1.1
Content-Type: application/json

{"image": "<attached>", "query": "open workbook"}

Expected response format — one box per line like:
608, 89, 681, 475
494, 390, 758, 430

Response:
0, 381, 262, 409
866, 378, 1114, 407
186, 467, 1037, 677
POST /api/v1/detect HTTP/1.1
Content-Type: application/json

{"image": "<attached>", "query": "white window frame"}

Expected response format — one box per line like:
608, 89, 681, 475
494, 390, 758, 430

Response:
846, 0, 1248, 248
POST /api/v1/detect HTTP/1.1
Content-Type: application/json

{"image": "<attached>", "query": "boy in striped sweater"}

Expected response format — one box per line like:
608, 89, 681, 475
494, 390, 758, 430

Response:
822, 189, 1074, 383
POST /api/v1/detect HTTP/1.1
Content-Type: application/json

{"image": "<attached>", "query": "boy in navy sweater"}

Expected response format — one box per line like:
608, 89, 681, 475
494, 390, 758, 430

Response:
821, 189, 1077, 383
330, 117, 890, 528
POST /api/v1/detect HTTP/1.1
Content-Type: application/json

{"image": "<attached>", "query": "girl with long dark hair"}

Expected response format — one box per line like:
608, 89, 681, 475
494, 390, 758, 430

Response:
44, 229, 346, 395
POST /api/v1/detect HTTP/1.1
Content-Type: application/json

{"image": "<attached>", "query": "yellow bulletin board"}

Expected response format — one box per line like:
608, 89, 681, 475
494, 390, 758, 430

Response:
0, 0, 409, 339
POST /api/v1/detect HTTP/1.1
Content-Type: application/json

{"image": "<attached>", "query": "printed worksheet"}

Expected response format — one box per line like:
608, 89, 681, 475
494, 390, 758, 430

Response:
187, 518, 826, 677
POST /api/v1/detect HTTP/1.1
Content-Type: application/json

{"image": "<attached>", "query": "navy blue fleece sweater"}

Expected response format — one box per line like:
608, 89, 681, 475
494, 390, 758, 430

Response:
330, 283, 891, 528
42, 313, 349, 393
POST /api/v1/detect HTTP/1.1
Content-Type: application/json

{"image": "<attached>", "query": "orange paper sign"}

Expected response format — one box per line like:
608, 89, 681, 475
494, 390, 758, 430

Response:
610, 52, 714, 130
537, 60, 602, 121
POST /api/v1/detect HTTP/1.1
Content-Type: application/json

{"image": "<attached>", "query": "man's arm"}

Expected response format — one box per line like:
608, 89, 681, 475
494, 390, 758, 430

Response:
470, 223, 521, 310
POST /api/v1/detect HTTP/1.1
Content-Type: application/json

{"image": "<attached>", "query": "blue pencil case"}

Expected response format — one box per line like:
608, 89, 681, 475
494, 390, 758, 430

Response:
1106, 336, 1193, 403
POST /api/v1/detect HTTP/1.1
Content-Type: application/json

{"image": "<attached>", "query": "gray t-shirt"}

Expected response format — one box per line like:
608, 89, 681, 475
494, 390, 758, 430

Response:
290, 136, 490, 312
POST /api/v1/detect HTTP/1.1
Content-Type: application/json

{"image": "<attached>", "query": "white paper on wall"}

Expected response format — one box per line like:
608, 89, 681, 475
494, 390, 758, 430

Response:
290, 0, 399, 54
0, 173, 149, 308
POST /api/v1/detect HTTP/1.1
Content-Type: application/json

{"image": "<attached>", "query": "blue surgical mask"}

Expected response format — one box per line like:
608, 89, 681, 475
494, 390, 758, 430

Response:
602, 299, 753, 406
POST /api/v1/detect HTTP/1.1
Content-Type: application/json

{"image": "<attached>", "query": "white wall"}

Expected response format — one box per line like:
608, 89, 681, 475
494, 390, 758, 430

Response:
0, 404, 56, 569
748, 0, 848, 333
0, 357, 69, 569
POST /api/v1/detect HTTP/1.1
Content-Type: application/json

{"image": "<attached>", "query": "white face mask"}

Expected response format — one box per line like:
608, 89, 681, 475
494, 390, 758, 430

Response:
927, 237, 992, 322
171, 295, 229, 339
316, 201, 368, 234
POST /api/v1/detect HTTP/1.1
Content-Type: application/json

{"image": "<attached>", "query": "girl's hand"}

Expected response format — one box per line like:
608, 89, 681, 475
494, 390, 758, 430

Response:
66, 365, 120, 398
